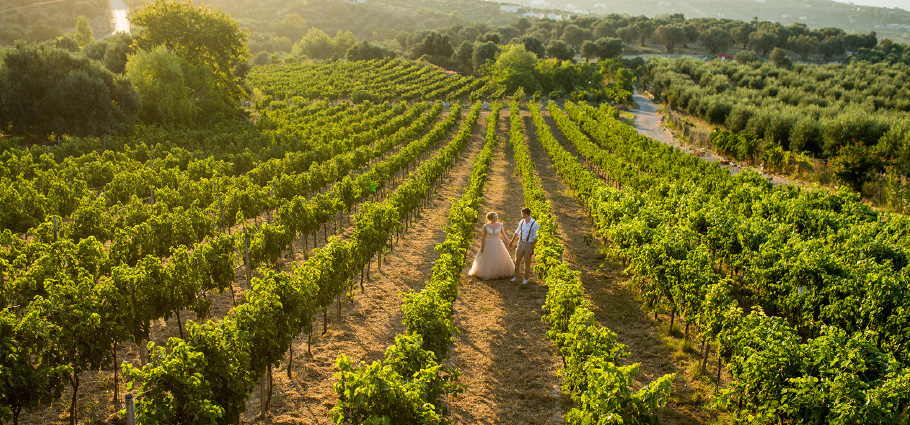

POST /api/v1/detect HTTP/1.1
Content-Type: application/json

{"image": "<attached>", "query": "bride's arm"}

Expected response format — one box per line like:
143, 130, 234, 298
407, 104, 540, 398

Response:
480, 226, 487, 253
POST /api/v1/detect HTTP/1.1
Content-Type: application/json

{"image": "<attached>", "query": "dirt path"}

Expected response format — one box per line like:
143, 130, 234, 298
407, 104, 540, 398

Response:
527, 110, 714, 424
448, 110, 566, 425
241, 111, 490, 424
631, 91, 792, 187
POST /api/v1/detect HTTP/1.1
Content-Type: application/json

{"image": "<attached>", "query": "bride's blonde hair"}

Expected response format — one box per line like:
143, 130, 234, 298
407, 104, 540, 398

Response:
486, 212, 498, 222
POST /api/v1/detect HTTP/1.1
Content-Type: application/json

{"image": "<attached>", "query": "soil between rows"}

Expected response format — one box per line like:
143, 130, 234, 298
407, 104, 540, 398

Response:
447, 109, 566, 425
240, 110, 490, 424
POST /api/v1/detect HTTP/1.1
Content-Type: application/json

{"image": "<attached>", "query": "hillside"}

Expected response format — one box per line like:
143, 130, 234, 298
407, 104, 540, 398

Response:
509, 0, 910, 43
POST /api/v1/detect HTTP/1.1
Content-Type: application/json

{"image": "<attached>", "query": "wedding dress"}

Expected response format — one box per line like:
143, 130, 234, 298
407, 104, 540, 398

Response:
468, 222, 515, 280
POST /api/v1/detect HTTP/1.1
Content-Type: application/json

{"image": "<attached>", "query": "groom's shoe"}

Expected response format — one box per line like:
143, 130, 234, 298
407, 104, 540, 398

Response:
522, 279, 528, 285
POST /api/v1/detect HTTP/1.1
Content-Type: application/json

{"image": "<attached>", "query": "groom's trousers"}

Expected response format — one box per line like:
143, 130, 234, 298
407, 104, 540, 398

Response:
514, 240, 533, 281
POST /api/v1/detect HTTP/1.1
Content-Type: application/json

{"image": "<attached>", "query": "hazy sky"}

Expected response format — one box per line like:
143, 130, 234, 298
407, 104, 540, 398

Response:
829, 0, 908, 10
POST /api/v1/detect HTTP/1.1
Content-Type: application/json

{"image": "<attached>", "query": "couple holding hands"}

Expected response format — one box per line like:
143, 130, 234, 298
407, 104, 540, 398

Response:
468, 207, 539, 284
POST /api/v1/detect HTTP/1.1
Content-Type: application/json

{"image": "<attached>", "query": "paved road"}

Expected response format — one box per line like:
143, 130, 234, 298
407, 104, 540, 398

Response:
630, 91, 792, 186
110, 0, 130, 34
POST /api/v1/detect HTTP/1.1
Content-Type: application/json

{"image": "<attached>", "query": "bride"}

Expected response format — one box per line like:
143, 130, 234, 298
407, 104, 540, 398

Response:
468, 212, 515, 280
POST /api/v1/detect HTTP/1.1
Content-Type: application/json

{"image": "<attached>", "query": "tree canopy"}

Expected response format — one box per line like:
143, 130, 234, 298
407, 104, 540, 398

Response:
131, 0, 249, 103
0, 44, 139, 138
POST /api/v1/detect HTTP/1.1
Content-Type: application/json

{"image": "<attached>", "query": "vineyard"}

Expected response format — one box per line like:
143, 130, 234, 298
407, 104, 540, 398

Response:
3, 58, 910, 425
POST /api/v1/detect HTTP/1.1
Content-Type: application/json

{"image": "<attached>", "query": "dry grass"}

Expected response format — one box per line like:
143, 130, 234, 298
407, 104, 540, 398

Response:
448, 109, 567, 425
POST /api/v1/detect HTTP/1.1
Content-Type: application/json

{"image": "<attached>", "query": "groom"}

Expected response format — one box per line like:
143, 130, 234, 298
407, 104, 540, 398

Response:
509, 207, 538, 285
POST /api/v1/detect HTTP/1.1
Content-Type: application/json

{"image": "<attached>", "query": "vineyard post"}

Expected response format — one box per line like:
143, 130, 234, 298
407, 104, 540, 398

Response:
53, 215, 58, 241
219, 195, 224, 231
125, 394, 135, 425
244, 228, 251, 285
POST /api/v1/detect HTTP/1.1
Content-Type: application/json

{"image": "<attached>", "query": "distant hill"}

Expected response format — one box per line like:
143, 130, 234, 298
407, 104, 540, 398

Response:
503, 0, 910, 43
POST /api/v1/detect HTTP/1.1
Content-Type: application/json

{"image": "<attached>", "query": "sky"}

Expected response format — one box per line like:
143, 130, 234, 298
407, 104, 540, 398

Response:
829, 0, 909, 10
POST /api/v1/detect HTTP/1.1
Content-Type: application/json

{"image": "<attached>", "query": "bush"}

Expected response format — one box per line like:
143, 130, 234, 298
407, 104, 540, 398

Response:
351, 90, 381, 104
830, 142, 885, 191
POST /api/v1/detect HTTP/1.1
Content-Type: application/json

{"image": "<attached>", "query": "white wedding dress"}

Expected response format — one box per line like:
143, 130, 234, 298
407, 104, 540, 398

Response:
468, 222, 515, 280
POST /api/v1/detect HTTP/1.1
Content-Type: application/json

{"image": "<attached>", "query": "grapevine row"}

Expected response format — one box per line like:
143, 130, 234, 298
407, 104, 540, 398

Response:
511, 99, 675, 424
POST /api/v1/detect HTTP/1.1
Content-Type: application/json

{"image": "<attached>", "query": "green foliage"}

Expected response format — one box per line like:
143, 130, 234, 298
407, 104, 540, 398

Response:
471, 41, 500, 75
409, 31, 454, 59
699, 27, 732, 54
292, 28, 356, 60
0, 308, 69, 424
546, 98, 910, 422
545, 39, 575, 61
346, 41, 396, 61
710, 128, 760, 161
829, 142, 885, 192
656, 24, 687, 53
769, 47, 792, 68
131, 0, 249, 104
125, 46, 198, 125
332, 335, 453, 425
516, 100, 676, 422
581, 37, 623, 60
488, 44, 540, 95
0, 43, 140, 138
124, 320, 255, 424
74, 15, 93, 47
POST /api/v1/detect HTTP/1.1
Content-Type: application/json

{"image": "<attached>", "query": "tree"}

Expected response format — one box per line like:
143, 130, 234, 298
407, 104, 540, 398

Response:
700, 27, 732, 54
581, 40, 598, 62
787, 34, 818, 59
635, 21, 654, 46
472, 41, 500, 74
333, 30, 357, 57
125, 46, 197, 125
655, 25, 687, 53
561, 24, 592, 48
546, 39, 575, 61
131, 0, 249, 103
0, 44, 139, 138
409, 31, 454, 59
74, 15, 93, 47
582, 37, 623, 61
478, 32, 501, 45
769, 47, 792, 68
27, 24, 63, 43
599, 37, 624, 59
346, 41, 396, 61
103, 33, 135, 74
748, 31, 778, 57
616, 26, 638, 45
520, 35, 546, 58
732, 23, 754, 49
489, 44, 541, 94
593, 21, 615, 38
455, 40, 473, 68
293, 28, 335, 59
818, 36, 846, 60
682, 24, 699, 47
272, 13, 306, 42
512, 17, 532, 35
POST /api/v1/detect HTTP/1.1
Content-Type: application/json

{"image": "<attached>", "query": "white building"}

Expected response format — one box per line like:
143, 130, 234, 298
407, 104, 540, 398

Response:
500, 3, 520, 13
